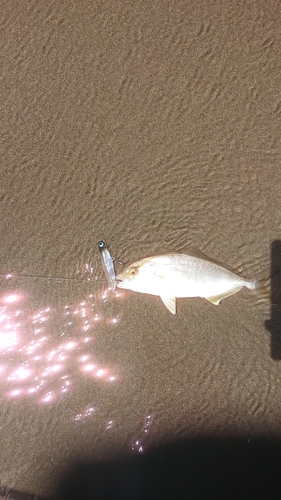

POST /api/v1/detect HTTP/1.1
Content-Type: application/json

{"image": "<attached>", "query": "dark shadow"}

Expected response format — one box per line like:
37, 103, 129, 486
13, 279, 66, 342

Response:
56, 438, 281, 500
265, 240, 281, 360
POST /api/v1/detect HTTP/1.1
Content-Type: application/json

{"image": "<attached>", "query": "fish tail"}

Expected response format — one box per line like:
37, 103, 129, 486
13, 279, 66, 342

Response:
246, 272, 271, 301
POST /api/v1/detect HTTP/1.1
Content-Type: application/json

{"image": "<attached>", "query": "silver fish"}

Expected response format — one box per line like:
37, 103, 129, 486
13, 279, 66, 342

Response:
98, 240, 116, 291
116, 248, 264, 314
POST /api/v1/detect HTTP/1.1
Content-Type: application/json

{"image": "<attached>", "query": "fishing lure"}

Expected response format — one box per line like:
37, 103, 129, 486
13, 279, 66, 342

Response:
98, 240, 116, 291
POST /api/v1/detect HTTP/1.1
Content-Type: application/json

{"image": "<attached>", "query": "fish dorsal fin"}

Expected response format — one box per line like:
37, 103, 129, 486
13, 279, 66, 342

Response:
183, 247, 231, 269
182, 247, 210, 259
206, 286, 243, 305
160, 295, 176, 314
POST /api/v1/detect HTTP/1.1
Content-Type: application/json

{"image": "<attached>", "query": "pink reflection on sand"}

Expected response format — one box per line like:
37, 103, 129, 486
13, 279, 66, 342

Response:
0, 285, 120, 404
9, 366, 32, 381
131, 414, 154, 453
2, 293, 23, 304
73, 406, 96, 422
105, 419, 115, 430
9, 389, 23, 398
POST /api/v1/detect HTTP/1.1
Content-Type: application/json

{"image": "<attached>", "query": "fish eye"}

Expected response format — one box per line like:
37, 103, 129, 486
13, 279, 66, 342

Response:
98, 240, 106, 249
128, 267, 139, 276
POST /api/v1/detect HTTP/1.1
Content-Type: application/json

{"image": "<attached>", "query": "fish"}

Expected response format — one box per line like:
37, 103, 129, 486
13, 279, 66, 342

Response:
116, 248, 266, 314
98, 240, 116, 291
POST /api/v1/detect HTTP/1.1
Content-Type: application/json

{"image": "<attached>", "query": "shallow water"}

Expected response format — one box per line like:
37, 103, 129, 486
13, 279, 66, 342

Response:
1, 1, 281, 497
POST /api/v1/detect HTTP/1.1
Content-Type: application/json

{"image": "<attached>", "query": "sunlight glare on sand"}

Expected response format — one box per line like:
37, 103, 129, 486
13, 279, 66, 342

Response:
131, 414, 154, 453
0, 285, 122, 405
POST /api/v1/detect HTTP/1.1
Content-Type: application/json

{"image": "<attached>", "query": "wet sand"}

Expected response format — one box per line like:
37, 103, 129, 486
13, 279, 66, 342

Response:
1, 0, 281, 497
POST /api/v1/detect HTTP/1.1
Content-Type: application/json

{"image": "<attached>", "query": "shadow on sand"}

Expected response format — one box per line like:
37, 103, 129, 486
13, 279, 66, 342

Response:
57, 438, 281, 499
265, 240, 281, 360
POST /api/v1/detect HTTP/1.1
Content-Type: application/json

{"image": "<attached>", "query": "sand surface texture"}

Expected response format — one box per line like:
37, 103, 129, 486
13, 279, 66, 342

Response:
1, 1, 281, 497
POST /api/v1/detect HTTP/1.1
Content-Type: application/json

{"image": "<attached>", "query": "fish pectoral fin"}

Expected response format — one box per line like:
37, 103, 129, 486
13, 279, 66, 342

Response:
206, 286, 243, 305
160, 295, 176, 314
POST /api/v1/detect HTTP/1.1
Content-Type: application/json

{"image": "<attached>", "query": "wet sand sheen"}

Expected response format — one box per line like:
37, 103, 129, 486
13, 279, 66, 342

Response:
1, 0, 281, 497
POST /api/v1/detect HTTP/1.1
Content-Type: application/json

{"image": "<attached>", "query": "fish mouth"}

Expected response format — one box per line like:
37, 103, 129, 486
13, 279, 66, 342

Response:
115, 275, 125, 287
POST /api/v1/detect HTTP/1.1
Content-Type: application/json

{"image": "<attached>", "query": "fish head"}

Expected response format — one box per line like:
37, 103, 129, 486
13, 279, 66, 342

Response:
116, 258, 163, 295
116, 264, 143, 291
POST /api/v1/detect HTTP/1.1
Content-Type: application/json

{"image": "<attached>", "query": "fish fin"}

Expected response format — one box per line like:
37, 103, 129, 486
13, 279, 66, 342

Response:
182, 247, 210, 259
160, 295, 176, 314
183, 247, 232, 268
247, 271, 271, 302
206, 286, 243, 305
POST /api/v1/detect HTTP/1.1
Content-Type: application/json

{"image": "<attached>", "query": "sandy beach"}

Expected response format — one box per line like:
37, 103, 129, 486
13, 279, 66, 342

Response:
1, 1, 281, 497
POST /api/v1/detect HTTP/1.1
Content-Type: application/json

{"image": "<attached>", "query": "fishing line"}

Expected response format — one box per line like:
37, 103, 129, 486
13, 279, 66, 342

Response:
0, 274, 110, 283
0, 240, 125, 284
